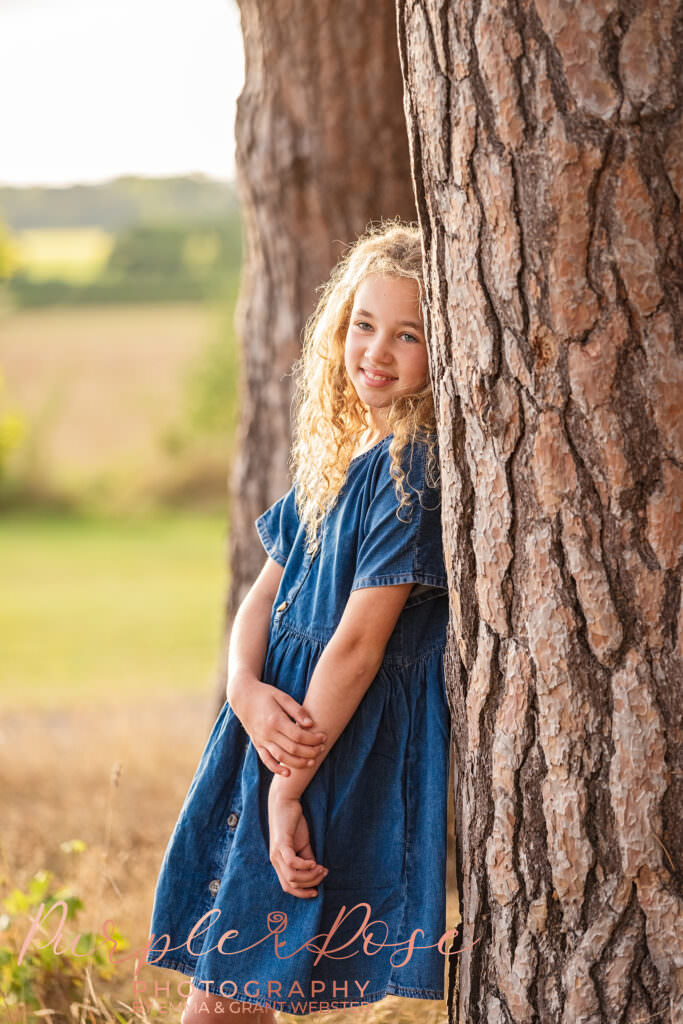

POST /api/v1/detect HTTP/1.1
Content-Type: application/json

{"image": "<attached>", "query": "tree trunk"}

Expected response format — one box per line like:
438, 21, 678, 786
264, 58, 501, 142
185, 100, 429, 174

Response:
213, 1, 415, 711
398, 1, 682, 1021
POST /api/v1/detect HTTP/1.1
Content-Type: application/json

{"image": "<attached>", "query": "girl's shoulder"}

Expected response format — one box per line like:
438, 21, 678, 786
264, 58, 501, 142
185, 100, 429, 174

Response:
362, 430, 438, 463
350, 431, 447, 596
360, 431, 441, 515
373, 431, 439, 480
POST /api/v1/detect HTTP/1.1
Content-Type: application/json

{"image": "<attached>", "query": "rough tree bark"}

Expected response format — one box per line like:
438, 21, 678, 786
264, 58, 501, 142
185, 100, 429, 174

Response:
213, 1, 416, 711
398, 1, 682, 1021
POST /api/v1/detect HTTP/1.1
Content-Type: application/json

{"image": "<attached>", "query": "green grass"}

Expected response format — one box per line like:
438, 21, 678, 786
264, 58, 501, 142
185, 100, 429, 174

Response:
0, 509, 230, 708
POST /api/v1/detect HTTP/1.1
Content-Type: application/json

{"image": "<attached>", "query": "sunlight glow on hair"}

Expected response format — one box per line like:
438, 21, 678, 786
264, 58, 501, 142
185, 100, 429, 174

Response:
289, 219, 440, 558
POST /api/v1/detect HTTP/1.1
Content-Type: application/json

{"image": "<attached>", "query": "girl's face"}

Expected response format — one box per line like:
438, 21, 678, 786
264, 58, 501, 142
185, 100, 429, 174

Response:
344, 274, 429, 429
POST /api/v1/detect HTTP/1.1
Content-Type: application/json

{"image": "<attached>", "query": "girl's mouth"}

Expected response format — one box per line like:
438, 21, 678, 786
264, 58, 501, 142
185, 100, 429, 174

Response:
361, 367, 397, 386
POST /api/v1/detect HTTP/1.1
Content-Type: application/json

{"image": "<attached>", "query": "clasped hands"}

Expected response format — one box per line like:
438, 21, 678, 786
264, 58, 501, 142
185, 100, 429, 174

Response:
228, 673, 329, 898
267, 783, 329, 899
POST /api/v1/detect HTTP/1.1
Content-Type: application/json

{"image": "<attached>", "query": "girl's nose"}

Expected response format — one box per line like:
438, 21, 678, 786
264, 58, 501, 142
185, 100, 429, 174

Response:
364, 332, 392, 364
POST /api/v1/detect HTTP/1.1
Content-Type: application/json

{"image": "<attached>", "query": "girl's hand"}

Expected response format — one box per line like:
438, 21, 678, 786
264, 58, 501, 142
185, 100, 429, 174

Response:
231, 677, 327, 776
268, 785, 328, 898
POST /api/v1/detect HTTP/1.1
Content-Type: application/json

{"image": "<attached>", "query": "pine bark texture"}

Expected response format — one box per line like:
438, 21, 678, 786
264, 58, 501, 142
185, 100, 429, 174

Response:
216, 0, 416, 707
398, 1, 682, 1021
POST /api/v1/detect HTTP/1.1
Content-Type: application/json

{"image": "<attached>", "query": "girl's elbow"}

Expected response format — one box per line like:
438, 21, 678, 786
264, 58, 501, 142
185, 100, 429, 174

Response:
334, 634, 386, 685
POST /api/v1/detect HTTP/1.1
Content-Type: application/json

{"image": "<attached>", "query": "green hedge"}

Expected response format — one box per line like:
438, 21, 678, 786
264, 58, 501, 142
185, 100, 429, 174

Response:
8, 272, 212, 307
7, 216, 242, 308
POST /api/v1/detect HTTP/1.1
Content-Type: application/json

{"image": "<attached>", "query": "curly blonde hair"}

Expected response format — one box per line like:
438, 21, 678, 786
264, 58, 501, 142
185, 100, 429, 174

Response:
289, 219, 439, 557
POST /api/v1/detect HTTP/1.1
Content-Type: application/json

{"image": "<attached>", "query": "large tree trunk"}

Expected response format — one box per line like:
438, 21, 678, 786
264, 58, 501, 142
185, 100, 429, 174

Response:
398, 1, 682, 1021
213, 1, 416, 711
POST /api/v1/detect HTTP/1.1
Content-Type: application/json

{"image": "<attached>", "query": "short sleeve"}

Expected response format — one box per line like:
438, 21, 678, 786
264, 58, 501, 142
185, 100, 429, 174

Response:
254, 485, 299, 567
351, 441, 448, 603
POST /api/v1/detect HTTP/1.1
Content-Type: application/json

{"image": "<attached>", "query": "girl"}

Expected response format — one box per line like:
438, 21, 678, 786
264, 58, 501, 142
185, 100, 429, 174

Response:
146, 221, 452, 1022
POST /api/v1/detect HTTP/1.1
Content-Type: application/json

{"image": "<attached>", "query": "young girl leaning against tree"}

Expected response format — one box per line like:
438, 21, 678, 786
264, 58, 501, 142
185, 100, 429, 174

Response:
146, 220, 452, 1022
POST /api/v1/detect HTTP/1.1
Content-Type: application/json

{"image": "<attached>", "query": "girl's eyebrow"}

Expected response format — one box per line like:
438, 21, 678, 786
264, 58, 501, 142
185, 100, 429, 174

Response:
354, 308, 424, 331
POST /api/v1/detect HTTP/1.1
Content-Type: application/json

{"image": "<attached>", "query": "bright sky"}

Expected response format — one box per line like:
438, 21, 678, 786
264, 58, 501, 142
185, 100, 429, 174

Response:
0, 0, 244, 186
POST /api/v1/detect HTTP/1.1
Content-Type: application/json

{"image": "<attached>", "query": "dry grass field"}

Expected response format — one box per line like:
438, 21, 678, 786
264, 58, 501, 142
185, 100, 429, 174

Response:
0, 303, 212, 486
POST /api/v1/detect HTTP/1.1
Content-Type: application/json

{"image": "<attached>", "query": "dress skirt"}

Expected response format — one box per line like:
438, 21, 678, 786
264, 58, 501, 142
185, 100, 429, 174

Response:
145, 434, 453, 1015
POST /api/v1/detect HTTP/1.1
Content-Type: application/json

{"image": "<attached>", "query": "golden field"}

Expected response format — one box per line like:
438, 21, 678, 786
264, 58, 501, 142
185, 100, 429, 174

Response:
0, 303, 221, 504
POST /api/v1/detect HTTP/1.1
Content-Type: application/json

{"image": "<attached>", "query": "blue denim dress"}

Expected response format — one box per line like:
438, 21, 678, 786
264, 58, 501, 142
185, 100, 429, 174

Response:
146, 434, 451, 1015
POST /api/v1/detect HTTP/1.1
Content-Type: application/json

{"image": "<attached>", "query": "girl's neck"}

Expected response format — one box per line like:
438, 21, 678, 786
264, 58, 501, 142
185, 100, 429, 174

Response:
355, 425, 391, 457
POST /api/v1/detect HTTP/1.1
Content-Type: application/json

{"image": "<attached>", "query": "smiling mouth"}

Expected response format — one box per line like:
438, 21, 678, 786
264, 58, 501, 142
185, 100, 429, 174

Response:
361, 368, 397, 382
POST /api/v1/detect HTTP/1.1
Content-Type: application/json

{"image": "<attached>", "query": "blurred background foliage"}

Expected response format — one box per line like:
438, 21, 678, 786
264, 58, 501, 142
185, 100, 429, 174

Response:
0, 174, 243, 709
0, 5, 254, 1020
0, 173, 242, 514
0, 175, 239, 230
2, 176, 241, 308
0, 177, 248, 1024
0, 175, 247, 1023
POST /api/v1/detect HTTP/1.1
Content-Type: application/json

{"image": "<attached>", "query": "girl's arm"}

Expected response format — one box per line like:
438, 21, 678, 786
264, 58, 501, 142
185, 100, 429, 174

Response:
268, 582, 415, 897
227, 556, 327, 772
269, 580, 414, 801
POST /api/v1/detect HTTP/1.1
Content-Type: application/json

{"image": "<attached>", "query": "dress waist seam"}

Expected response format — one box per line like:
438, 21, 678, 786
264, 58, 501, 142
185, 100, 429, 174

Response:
274, 621, 446, 666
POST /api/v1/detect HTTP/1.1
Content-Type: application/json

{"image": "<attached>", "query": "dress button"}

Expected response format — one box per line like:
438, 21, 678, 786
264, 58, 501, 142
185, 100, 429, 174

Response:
276, 601, 288, 612
208, 878, 221, 896
227, 812, 239, 829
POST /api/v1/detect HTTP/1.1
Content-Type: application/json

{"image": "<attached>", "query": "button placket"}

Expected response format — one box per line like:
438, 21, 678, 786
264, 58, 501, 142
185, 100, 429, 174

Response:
273, 596, 291, 625
273, 547, 317, 625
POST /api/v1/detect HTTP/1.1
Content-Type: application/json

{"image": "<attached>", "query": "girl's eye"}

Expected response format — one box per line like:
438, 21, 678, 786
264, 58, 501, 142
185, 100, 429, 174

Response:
356, 321, 373, 331
400, 332, 420, 344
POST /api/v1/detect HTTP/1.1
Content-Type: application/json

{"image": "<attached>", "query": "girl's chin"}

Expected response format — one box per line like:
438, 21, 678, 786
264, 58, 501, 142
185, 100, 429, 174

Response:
357, 393, 391, 410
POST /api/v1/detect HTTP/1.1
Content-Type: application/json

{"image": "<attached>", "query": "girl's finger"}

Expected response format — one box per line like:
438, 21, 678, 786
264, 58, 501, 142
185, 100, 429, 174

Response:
287, 885, 319, 897
272, 736, 323, 767
281, 721, 327, 747
273, 691, 318, 728
299, 840, 317, 863
256, 746, 290, 776
284, 882, 318, 899
274, 694, 328, 742
280, 847, 317, 871
276, 729, 326, 758
272, 862, 319, 898
274, 865, 320, 898
262, 742, 289, 770
286, 717, 328, 745
265, 741, 287, 766
267, 741, 317, 770
283, 857, 326, 877
287, 865, 328, 886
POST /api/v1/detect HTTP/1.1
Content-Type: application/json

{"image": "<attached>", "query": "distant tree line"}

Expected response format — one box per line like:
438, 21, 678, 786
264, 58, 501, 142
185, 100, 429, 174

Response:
0, 175, 240, 231
0, 175, 243, 307
9, 218, 242, 307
